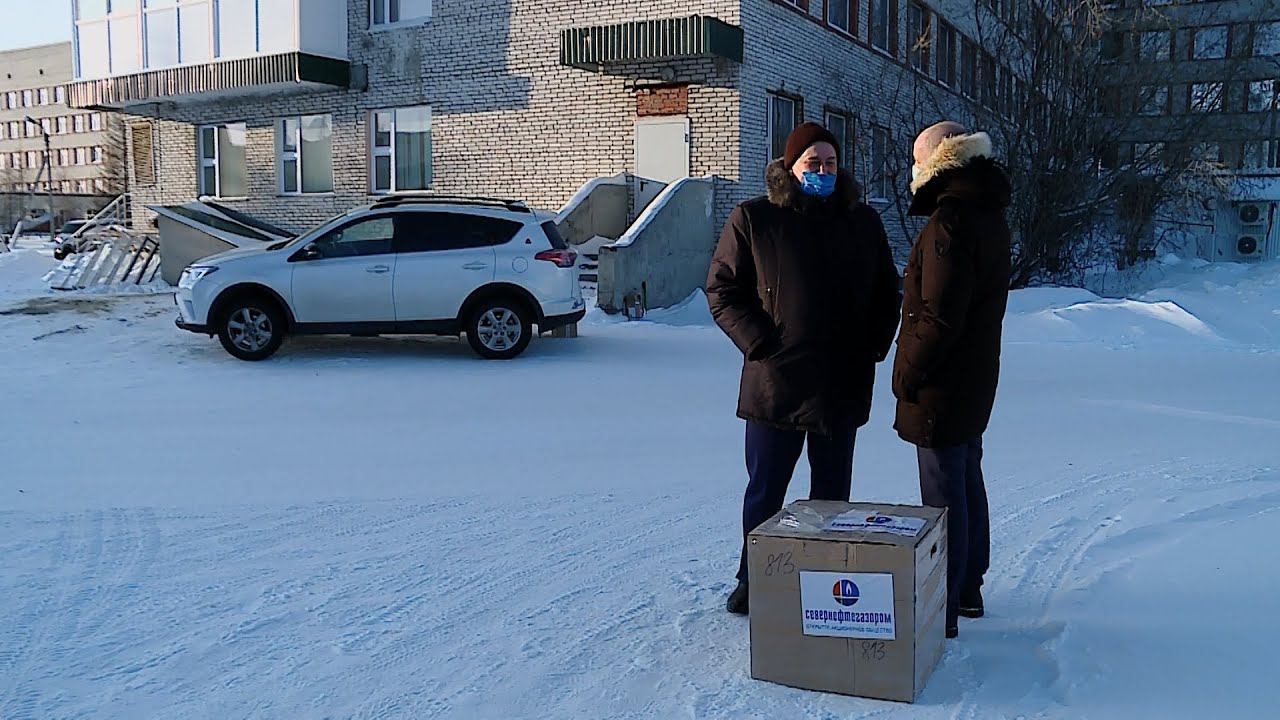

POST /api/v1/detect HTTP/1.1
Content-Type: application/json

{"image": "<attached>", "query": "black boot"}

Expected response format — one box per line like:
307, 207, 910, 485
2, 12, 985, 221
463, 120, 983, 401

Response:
958, 587, 984, 619
945, 621, 959, 639
726, 581, 749, 615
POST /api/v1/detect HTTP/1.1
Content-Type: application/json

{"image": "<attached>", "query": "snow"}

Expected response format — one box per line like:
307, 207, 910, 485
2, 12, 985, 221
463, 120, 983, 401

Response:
2, 248, 1278, 718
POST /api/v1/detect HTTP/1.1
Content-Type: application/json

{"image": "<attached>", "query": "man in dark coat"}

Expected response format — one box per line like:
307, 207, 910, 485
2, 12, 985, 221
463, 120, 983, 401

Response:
892, 121, 1012, 638
707, 122, 901, 615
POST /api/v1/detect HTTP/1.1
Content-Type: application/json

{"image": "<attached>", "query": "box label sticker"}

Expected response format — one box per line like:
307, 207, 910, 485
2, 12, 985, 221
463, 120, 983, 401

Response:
825, 512, 926, 537
799, 571, 896, 640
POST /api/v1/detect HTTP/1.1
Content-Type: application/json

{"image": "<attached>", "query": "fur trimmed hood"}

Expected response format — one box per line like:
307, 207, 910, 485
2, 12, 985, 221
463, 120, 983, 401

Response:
766, 159, 863, 212
907, 133, 1010, 218
909, 132, 994, 195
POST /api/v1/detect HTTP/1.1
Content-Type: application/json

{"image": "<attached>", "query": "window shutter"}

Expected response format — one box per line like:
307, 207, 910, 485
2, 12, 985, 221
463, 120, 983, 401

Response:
131, 122, 155, 187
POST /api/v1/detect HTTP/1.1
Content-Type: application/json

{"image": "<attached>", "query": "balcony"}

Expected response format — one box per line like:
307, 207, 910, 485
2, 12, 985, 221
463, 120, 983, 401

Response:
560, 15, 744, 75
66, 0, 350, 110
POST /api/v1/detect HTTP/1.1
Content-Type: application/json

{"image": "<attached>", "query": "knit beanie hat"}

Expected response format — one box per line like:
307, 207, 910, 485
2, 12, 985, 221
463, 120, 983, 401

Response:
784, 122, 840, 169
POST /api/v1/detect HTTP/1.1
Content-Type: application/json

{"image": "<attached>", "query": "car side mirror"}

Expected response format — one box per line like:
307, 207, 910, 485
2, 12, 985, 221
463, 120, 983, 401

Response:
296, 243, 322, 261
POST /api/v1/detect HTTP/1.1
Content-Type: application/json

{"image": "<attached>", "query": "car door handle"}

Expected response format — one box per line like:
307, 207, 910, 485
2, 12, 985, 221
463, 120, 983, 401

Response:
367, 265, 391, 274
462, 262, 490, 270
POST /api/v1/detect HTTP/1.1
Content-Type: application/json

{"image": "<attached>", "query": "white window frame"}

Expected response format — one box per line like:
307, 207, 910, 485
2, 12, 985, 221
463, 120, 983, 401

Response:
198, 122, 248, 198
369, 106, 433, 194
827, 0, 852, 36
370, 0, 434, 30
278, 114, 334, 195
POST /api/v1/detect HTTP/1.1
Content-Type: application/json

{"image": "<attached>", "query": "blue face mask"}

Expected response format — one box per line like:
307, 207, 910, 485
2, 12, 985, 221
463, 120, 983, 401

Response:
800, 172, 838, 198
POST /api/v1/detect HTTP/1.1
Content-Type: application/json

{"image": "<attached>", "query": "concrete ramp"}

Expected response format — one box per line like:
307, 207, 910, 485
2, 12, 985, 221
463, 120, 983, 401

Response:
597, 177, 715, 315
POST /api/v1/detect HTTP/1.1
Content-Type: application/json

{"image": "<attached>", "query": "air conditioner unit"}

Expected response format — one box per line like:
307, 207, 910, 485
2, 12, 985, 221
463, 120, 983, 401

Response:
1237, 202, 1266, 226
1236, 234, 1265, 259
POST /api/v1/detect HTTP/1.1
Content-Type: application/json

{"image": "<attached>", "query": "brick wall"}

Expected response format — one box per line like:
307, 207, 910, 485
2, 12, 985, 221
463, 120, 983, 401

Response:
127, 0, 1012, 261
129, 0, 741, 234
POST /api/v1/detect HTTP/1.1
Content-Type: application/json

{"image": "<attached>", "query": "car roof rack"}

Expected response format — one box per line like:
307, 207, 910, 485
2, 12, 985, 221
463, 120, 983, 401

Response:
370, 194, 532, 213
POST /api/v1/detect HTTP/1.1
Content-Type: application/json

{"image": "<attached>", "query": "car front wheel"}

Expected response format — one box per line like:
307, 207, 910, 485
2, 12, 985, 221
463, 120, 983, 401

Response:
465, 299, 532, 360
217, 297, 286, 361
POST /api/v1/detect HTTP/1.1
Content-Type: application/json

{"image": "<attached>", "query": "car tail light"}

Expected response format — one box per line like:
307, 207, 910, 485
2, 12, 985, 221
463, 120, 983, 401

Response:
534, 249, 578, 268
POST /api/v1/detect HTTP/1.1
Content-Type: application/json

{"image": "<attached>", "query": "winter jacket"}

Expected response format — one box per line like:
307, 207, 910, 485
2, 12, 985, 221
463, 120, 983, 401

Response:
893, 132, 1012, 448
707, 160, 902, 436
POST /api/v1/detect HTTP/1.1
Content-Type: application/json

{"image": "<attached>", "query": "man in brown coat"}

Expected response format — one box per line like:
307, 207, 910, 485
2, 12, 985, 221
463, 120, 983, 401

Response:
708, 122, 901, 615
892, 121, 1012, 638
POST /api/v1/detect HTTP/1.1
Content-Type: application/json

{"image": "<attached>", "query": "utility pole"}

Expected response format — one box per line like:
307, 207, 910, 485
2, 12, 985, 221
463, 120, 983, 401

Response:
23, 115, 54, 248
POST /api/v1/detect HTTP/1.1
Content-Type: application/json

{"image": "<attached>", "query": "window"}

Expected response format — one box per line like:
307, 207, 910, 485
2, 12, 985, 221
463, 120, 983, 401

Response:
55, 86, 65, 104
311, 216, 396, 259
1139, 31, 1170, 61
38, 88, 49, 105
371, 0, 433, 27
199, 123, 248, 198
1249, 80, 1279, 112
824, 111, 856, 173
41, 118, 52, 135
870, 1, 896, 55
4, 92, 16, 109
10, 153, 21, 170
1101, 32, 1127, 62
57, 149, 70, 166
1193, 26, 1228, 60
1242, 140, 1280, 169
1194, 143, 1222, 163
7, 121, 19, 138
28, 151, 43, 168
145, 1, 180, 68
22, 90, 33, 107
0, 155, 5, 169
180, 1, 213, 63
90, 113, 102, 132
279, 115, 334, 194
960, 38, 978, 99
767, 94, 801, 163
1190, 82, 1224, 113
91, 147, 103, 164
74, 148, 87, 165
395, 212, 522, 253
827, 0, 852, 35
1139, 86, 1169, 116
868, 125, 892, 202
908, 2, 930, 73
370, 106, 432, 193
981, 53, 998, 109
74, 115, 86, 133
1256, 22, 1280, 56
936, 21, 956, 87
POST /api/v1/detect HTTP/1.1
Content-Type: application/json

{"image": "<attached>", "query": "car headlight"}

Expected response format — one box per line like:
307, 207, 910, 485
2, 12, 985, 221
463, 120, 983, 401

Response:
179, 265, 218, 289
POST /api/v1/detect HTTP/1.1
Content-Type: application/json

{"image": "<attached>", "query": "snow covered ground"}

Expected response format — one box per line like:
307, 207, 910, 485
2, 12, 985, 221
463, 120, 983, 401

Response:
1, 247, 1278, 719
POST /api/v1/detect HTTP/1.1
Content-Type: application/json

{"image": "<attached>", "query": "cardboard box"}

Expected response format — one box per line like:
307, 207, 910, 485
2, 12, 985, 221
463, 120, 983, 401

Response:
748, 501, 948, 703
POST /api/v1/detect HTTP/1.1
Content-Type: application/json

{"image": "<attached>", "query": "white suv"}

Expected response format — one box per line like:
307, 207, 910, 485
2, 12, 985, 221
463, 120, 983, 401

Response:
175, 196, 584, 360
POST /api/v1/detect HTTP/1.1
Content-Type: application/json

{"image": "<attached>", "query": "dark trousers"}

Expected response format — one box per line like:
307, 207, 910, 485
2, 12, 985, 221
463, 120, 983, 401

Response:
736, 421, 856, 582
917, 436, 990, 625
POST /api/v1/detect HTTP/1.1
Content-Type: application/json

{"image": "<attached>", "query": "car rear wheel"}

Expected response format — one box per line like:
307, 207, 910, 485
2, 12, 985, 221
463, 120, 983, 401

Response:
217, 297, 286, 361
465, 298, 532, 360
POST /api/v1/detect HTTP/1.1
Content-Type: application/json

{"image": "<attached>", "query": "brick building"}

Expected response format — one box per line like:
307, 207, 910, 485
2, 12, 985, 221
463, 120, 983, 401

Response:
1101, 0, 1280, 262
1, 42, 118, 234
66, 1, 1026, 255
